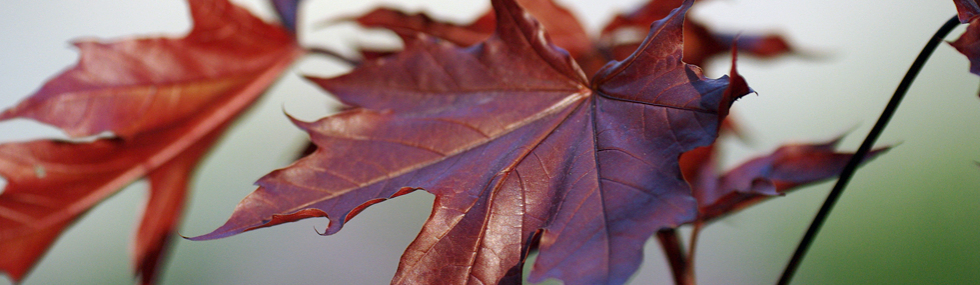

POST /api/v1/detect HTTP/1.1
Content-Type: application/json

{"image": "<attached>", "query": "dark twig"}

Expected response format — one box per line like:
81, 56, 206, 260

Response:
776, 15, 961, 285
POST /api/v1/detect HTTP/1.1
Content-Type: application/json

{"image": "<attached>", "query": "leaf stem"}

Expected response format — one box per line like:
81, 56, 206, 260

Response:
657, 229, 691, 285
775, 15, 961, 285
685, 222, 703, 285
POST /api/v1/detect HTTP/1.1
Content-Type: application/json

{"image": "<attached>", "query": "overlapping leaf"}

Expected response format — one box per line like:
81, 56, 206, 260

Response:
353, 7, 497, 49
350, 0, 793, 74
599, 0, 794, 67
0, 0, 301, 283
681, 136, 889, 223
194, 0, 751, 284
647, 133, 888, 284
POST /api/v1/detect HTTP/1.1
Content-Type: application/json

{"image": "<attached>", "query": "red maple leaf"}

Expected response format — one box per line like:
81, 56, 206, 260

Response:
683, 136, 889, 223
351, 7, 498, 50
646, 133, 889, 284
193, 0, 751, 284
599, 0, 794, 67
0, 0, 301, 283
349, 0, 794, 74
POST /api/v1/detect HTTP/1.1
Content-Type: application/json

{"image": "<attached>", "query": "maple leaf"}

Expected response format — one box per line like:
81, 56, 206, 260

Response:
951, 0, 980, 77
352, 7, 497, 49
681, 136, 889, 224
351, 0, 591, 57
350, 0, 793, 74
648, 134, 888, 284
0, 0, 301, 283
193, 0, 751, 284
598, 0, 794, 67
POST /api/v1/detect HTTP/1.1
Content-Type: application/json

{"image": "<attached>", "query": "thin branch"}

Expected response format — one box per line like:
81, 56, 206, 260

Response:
775, 15, 961, 285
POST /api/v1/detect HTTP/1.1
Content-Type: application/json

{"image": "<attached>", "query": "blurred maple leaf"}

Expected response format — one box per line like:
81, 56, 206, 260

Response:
349, 0, 795, 75
683, 136, 889, 224
0, 0, 301, 283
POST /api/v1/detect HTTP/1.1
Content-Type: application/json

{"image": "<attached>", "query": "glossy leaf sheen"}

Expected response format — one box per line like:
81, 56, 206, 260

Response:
0, 0, 300, 282
197, 0, 750, 284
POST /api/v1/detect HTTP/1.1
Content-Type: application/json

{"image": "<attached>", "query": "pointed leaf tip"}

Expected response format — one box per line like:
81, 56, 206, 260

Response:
283, 111, 317, 132
719, 46, 753, 121
187, 206, 330, 241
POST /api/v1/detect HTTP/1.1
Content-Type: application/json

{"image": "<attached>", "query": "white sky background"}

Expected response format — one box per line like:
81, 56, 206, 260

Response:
1, 0, 978, 284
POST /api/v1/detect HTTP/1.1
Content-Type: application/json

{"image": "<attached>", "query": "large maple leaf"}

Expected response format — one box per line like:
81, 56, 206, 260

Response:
193, 0, 750, 284
0, 0, 301, 283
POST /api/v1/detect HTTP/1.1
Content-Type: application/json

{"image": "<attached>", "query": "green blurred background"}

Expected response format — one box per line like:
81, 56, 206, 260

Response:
1, 0, 977, 284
